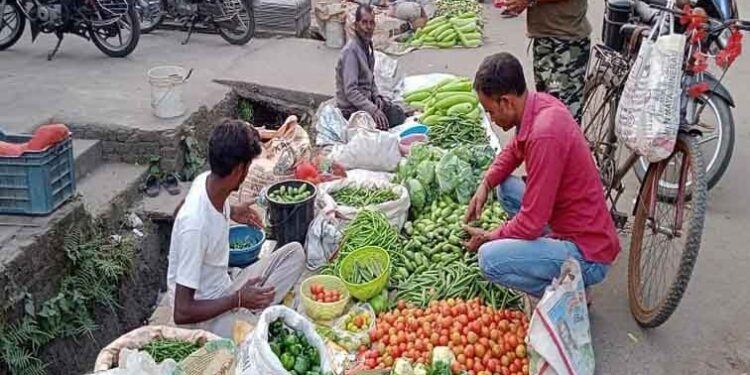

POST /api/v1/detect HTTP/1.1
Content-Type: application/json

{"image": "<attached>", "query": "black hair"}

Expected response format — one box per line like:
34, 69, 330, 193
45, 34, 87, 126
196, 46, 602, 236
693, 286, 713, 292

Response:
208, 119, 262, 177
473, 52, 527, 98
355, 4, 373, 22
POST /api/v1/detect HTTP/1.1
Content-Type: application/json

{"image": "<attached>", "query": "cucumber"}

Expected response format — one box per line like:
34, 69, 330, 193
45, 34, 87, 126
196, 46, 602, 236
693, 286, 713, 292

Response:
405, 90, 431, 103
463, 32, 482, 40
428, 23, 452, 38
438, 80, 473, 93
437, 39, 455, 48
457, 11, 476, 19
458, 23, 477, 34
425, 15, 447, 27
433, 94, 477, 109
436, 29, 456, 42
447, 102, 475, 116
421, 114, 441, 126
467, 106, 481, 119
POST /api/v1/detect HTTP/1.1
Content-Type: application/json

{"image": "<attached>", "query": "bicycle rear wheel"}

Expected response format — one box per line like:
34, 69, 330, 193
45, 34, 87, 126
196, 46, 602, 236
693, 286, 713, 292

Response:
628, 133, 707, 328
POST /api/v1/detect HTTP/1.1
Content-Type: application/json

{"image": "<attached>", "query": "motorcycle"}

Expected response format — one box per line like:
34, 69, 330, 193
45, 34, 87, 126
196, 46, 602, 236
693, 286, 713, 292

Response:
0, 0, 140, 59
134, 0, 254, 45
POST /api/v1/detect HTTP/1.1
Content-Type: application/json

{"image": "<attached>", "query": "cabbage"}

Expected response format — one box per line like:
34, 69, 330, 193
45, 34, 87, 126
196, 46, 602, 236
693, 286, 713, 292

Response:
405, 178, 426, 211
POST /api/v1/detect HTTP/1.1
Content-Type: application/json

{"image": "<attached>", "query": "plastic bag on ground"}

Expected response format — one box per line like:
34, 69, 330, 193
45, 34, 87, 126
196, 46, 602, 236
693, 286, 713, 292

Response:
236, 306, 332, 375
314, 98, 349, 147
528, 258, 595, 375
329, 112, 402, 172
319, 178, 410, 229
305, 210, 346, 271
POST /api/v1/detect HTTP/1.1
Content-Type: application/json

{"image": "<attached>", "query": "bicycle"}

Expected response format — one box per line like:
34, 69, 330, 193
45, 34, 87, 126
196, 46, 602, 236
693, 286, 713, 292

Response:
581, 2, 749, 328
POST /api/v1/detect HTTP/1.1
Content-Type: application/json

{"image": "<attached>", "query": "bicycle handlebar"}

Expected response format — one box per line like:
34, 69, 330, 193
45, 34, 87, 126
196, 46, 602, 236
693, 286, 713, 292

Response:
646, 3, 750, 32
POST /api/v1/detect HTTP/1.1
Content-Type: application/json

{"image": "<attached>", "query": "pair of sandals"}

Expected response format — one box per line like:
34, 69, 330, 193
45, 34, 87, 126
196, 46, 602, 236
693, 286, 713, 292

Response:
144, 174, 181, 197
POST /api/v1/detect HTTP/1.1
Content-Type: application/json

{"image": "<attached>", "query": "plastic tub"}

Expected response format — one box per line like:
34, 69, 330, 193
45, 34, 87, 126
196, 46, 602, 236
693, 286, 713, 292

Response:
339, 246, 390, 301
300, 275, 350, 321
399, 133, 428, 156
399, 124, 429, 138
228, 225, 265, 268
265, 179, 317, 247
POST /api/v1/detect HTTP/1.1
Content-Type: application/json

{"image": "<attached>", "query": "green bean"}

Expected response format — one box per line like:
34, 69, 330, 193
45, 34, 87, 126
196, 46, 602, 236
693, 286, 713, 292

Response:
332, 186, 399, 207
141, 339, 202, 363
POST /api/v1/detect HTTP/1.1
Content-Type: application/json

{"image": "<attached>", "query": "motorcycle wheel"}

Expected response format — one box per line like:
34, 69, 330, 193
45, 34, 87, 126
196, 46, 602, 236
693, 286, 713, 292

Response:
137, 0, 163, 34
90, 5, 141, 57
216, 0, 255, 45
634, 93, 734, 195
0, 0, 25, 50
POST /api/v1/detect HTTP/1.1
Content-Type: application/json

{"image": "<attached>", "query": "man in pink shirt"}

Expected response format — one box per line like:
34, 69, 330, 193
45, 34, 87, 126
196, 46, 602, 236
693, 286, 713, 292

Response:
463, 52, 620, 298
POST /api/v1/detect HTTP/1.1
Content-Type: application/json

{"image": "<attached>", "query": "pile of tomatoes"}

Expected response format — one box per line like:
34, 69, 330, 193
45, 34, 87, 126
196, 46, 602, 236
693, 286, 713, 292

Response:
309, 284, 342, 303
361, 299, 529, 375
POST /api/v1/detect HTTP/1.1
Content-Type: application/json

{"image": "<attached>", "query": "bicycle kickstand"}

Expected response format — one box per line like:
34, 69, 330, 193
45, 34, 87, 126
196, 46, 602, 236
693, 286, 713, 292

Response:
47, 32, 64, 61
182, 17, 197, 45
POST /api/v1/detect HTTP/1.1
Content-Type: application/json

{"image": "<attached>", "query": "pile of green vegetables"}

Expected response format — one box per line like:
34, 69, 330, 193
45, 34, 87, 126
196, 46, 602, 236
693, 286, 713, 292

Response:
269, 184, 312, 203
434, 0, 483, 19
390, 196, 520, 309
343, 258, 385, 284
141, 339, 202, 363
331, 186, 398, 208
268, 318, 329, 375
394, 144, 495, 214
229, 238, 256, 250
403, 76, 488, 149
408, 13, 482, 49
321, 210, 399, 276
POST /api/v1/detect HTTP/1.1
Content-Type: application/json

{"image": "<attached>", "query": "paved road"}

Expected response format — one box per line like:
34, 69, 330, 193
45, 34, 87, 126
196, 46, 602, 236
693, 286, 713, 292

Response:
2, 1, 750, 374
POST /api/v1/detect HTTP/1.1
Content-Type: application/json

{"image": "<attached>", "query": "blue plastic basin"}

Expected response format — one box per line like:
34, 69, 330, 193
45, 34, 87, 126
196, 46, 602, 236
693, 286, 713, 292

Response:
228, 225, 265, 268
399, 124, 429, 138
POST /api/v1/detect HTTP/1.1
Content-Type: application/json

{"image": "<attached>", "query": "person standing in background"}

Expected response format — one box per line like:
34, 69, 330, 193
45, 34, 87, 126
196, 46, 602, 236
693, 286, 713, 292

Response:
504, 0, 591, 122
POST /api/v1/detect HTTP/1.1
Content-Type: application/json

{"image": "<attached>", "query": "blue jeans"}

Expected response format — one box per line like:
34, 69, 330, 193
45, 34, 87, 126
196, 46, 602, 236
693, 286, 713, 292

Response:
478, 176, 610, 298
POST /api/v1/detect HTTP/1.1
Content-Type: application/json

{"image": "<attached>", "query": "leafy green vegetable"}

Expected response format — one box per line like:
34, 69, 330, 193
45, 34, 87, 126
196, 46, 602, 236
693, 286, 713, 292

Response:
405, 178, 426, 211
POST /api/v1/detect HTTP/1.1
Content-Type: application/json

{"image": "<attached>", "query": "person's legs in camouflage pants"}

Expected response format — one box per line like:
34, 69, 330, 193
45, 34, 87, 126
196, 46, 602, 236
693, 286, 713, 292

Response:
532, 37, 591, 123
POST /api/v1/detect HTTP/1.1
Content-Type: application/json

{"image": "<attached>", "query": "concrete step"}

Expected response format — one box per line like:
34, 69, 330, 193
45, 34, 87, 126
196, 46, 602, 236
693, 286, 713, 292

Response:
76, 162, 148, 218
73, 138, 102, 181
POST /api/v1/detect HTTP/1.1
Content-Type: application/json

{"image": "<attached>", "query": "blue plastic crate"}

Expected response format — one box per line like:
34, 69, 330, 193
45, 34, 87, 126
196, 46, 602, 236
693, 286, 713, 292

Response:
0, 132, 76, 215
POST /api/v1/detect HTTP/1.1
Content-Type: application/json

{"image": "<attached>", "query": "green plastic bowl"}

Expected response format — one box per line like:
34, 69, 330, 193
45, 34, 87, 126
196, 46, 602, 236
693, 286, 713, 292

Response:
338, 246, 391, 301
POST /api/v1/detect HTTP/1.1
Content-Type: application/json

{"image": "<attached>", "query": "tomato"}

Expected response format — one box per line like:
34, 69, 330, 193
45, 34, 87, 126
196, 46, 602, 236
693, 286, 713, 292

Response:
498, 320, 509, 332
457, 353, 467, 364
501, 366, 510, 375
501, 355, 510, 366
516, 344, 527, 358
365, 358, 376, 368
451, 332, 462, 346
451, 362, 462, 375
490, 329, 500, 341
439, 335, 450, 346
458, 314, 469, 326
475, 343, 486, 358
387, 345, 397, 357
514, 358, 523, 368
467, 331, 479, 344
509, 363, 519, 372
481, 314, 492, 325
399, 342, 407, 352
453, 345, 463, 356
408, 349, 417, 358
481, 326, 490, 338
389, 327, 397, 336
397, 300, 406, 310
441, 317, 453, 329
430, 333, 440, 345
462, 326, 470, 336
491, 344, 502, 356
468, 310, 478, 321
466, 358, 475, 371
488, 359, 499, 373
479, 337, 490, 348
522, 364, 529, 374
464, 344, 475, 358
385, 313, 396, 324
470, 321, 482, 334
474, 362, 484, 373
415, 339, 425, 351
396, 321, 405, 331
507, 335, 519, 347
398, 331, 407, 344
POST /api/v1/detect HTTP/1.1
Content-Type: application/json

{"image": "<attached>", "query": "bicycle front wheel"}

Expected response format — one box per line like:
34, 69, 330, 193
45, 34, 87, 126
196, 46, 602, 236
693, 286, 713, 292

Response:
628, 133, 708, 328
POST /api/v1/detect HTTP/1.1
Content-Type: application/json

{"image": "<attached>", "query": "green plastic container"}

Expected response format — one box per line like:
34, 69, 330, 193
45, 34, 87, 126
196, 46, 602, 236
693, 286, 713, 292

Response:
339, 246, 391, 301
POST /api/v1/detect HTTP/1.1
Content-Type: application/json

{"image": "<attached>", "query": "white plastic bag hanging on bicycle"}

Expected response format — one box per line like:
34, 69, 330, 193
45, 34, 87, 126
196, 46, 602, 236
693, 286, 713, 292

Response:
616, 0, 686, 163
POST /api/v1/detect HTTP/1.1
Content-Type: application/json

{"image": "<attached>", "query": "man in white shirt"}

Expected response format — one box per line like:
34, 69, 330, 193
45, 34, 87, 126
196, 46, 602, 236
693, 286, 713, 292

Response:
166, 119, 305, 337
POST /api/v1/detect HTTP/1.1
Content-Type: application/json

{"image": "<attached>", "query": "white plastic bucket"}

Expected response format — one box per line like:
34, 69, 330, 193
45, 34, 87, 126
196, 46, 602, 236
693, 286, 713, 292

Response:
148, 66, 189, 119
